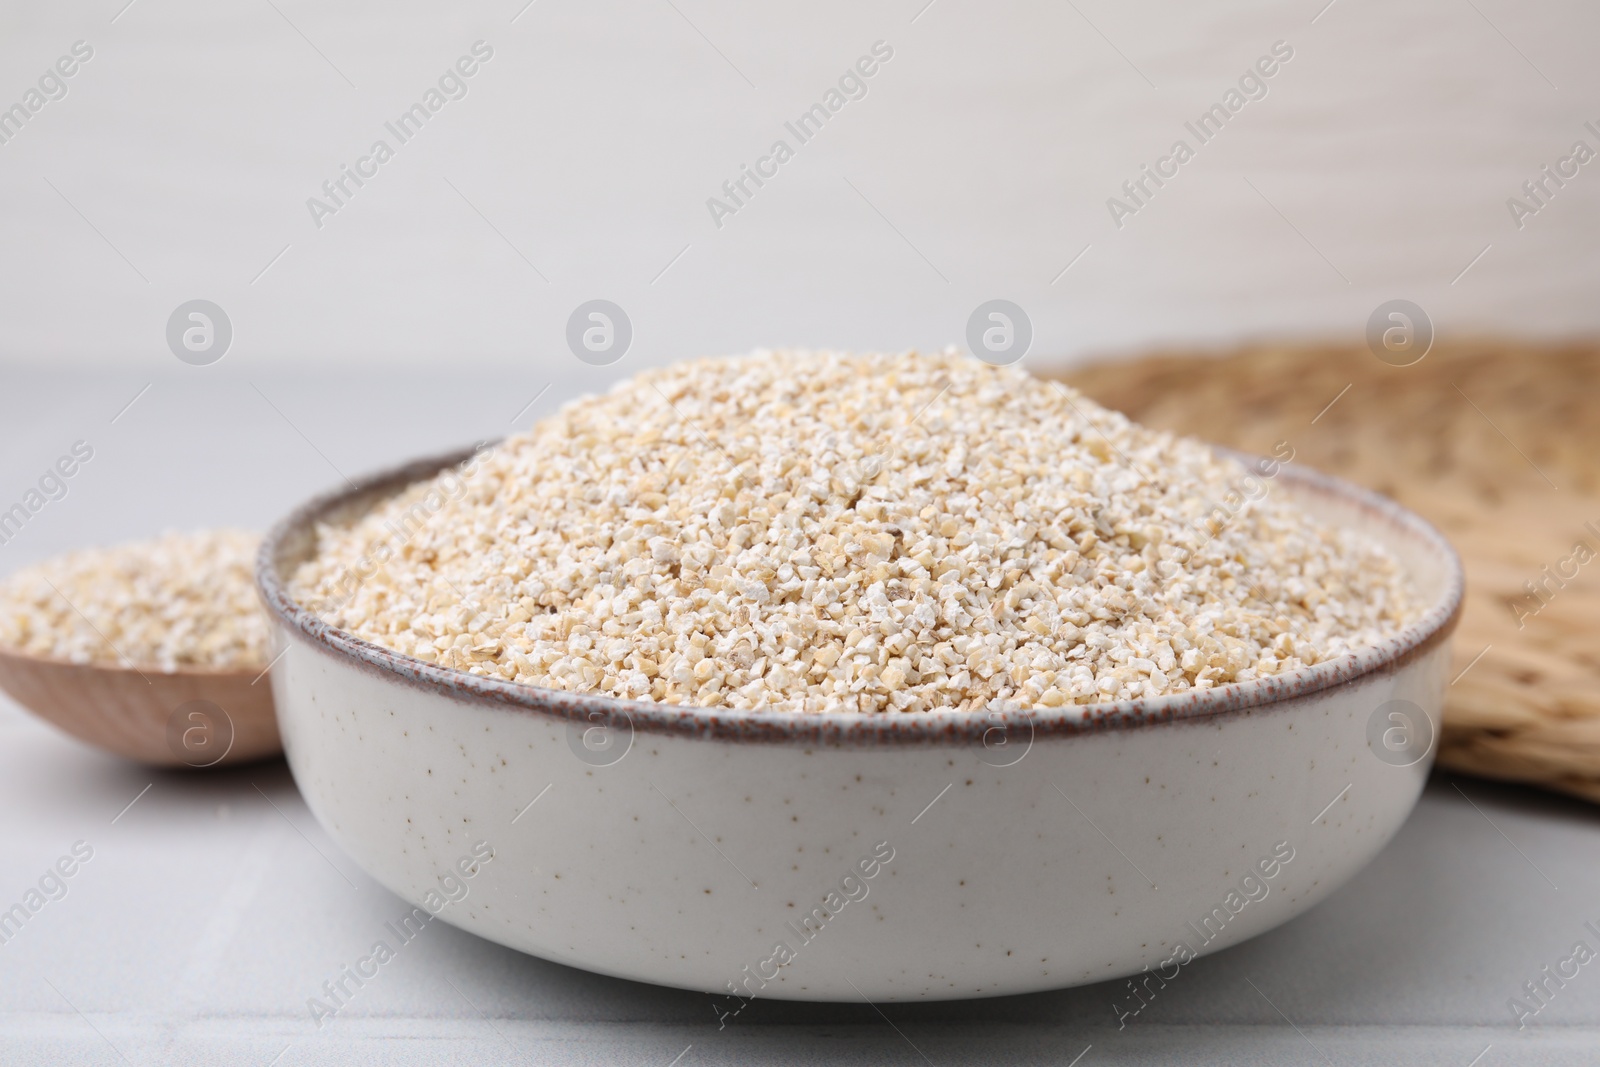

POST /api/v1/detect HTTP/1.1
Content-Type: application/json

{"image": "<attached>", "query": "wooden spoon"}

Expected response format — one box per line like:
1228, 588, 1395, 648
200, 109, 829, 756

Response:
0, 646, 281, 767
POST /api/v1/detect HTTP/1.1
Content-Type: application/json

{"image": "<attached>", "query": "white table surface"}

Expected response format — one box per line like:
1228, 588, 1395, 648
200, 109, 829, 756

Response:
1, 370, 1597, 1066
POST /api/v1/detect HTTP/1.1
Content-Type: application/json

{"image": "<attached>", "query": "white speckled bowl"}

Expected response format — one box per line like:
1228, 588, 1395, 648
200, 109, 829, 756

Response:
258, 446, 1462, 1002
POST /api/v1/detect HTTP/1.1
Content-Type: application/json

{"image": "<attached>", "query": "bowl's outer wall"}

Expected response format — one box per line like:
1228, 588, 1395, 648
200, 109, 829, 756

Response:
0, 650, 281, 766
271, 619, 1446, 1002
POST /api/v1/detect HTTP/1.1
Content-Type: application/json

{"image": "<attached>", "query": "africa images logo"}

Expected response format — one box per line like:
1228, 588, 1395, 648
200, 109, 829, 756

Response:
304, 41, 495, 229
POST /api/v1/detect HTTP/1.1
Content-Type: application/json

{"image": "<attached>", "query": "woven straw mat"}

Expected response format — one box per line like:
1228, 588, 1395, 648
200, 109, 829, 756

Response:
1058, 341, 1600, 803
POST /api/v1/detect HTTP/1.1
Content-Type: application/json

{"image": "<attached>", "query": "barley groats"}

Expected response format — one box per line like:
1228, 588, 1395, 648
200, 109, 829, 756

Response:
291, 350, 1420, 713
0, 530, 270, 671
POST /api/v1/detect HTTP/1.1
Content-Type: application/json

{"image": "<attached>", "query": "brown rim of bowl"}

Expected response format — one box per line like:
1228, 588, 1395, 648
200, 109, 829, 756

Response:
0, 644, 265, 679
256, 442, 1464, 747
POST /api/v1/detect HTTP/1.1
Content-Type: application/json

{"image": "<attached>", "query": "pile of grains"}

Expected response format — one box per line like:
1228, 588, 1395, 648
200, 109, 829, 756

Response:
0, 530, 270, 672
290, 350, 1421, 714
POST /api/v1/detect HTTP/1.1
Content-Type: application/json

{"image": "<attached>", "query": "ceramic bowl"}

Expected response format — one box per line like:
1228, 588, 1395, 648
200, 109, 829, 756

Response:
258, 445, 1462, 1002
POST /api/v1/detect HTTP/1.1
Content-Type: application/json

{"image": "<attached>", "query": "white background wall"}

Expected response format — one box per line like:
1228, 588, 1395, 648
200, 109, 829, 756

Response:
1, 0, 1596, 378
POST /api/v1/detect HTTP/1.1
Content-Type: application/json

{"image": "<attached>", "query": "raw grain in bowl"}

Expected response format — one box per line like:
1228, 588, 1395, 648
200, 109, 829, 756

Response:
289, 349, 1422, 713
0, 529, 270, 672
